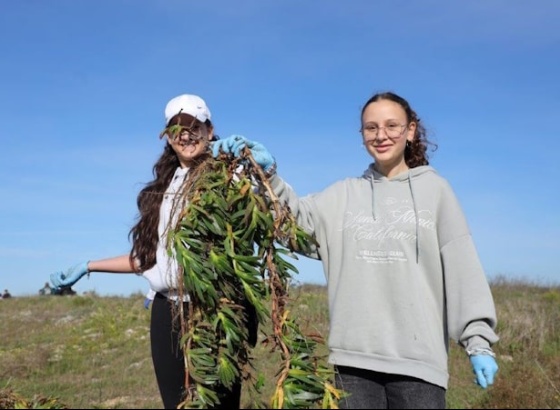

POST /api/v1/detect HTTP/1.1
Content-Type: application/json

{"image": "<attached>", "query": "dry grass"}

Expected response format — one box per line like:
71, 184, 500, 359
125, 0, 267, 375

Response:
0, 279, 558, 409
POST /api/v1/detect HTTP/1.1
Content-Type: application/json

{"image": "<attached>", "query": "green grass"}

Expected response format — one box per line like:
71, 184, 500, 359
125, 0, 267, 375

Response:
1, 279, 559, 409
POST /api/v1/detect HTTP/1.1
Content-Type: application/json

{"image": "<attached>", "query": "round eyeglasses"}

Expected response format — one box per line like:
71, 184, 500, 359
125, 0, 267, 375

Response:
361, 123, 407, 139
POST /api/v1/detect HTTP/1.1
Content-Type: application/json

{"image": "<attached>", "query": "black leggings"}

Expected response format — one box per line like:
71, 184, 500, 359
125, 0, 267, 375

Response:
150, 293, 242, 409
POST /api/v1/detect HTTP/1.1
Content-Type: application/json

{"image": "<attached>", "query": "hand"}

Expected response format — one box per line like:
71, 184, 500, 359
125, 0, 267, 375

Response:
50, 261, 89, 290
212, 135, 275, 172
470, 354, 498, 388
143, 298, 152, 309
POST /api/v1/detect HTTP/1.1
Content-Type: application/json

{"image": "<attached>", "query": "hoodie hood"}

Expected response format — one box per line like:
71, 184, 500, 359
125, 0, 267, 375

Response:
362, 164, 437, 263
362, 163, 436, 181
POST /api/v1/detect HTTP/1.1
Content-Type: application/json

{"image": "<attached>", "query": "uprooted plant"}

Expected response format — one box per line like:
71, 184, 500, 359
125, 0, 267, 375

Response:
164, 133, 345, 408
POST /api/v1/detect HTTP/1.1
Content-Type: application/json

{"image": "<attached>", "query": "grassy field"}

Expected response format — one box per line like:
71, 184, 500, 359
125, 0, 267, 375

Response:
1, 277, 559, 409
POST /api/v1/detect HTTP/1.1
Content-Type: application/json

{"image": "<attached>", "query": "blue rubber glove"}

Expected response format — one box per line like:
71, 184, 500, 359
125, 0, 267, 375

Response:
50, 261, 89, 290
212, 135, 275, 172
143, 297, 152, 309
470, 354, 498, 388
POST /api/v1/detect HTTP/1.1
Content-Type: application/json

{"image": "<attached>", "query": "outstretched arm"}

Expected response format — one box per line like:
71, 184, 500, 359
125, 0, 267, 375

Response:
51, 254, 138, 290
87, 254, 138, 273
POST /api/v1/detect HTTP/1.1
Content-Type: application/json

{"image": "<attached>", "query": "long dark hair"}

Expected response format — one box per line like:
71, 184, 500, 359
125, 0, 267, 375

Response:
129, 117, 215, 271
361, 92, 437, 168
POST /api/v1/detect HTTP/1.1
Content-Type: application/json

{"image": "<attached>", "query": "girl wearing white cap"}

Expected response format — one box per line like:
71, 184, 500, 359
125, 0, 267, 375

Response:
51, 94, 256, 409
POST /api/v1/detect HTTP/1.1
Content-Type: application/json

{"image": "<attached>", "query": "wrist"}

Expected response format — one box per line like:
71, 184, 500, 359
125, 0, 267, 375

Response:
84, 260, 91, 278
466, 347, 496, 357
264, 160, 277, 178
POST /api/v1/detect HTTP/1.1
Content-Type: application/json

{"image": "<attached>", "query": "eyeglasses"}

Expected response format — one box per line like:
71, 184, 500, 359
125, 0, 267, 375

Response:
361, 123, 408, 138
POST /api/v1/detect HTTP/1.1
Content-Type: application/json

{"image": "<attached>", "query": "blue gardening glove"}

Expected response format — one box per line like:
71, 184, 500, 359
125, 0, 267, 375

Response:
470, 354, 498, 388
212, 135, 276, 173
143, 298, 152, 309
50, 261, 89, 290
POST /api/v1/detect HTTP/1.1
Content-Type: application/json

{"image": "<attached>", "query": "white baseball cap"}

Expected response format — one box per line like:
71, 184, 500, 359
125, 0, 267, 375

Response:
164, 94, 212, 125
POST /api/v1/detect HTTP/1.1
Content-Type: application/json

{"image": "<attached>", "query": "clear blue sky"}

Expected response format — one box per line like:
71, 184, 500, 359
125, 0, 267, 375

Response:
1, 0, 559, 297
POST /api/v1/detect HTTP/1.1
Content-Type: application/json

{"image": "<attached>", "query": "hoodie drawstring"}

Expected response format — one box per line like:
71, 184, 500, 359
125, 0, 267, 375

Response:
368, 166, 420, 263
370, 177, 376, 221
407, 170, 419, 263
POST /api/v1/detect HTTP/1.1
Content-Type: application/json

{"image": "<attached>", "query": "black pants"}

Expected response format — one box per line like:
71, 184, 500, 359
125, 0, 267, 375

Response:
150, 293, 245, 409
335, 365, 446, 409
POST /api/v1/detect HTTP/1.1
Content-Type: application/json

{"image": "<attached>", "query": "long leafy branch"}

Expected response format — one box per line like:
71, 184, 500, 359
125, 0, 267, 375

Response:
167, 146, 345, 409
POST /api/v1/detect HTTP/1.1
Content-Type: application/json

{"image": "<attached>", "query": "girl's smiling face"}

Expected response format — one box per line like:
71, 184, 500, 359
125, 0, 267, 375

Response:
361, 99, 416, 177
166, 113, 214, 168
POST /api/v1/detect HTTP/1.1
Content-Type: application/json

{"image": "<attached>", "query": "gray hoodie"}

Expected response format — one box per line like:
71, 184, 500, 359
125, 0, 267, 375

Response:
269, 164, 498, 389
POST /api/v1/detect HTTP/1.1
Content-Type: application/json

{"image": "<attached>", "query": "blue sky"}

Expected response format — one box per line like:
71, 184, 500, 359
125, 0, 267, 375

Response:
1, 0, 559, 297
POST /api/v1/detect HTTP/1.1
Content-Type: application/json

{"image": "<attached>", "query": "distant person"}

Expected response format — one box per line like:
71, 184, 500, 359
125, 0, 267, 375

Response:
213, 91, 500, 409
50, 93, 258, 409
48, 284, 76, 296
55, 286, 77, 296
2, 289, 12, 299
39, 282, 52, 295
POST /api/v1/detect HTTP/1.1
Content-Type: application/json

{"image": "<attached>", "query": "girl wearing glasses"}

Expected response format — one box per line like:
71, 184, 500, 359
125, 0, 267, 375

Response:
212, 91, 499, 409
